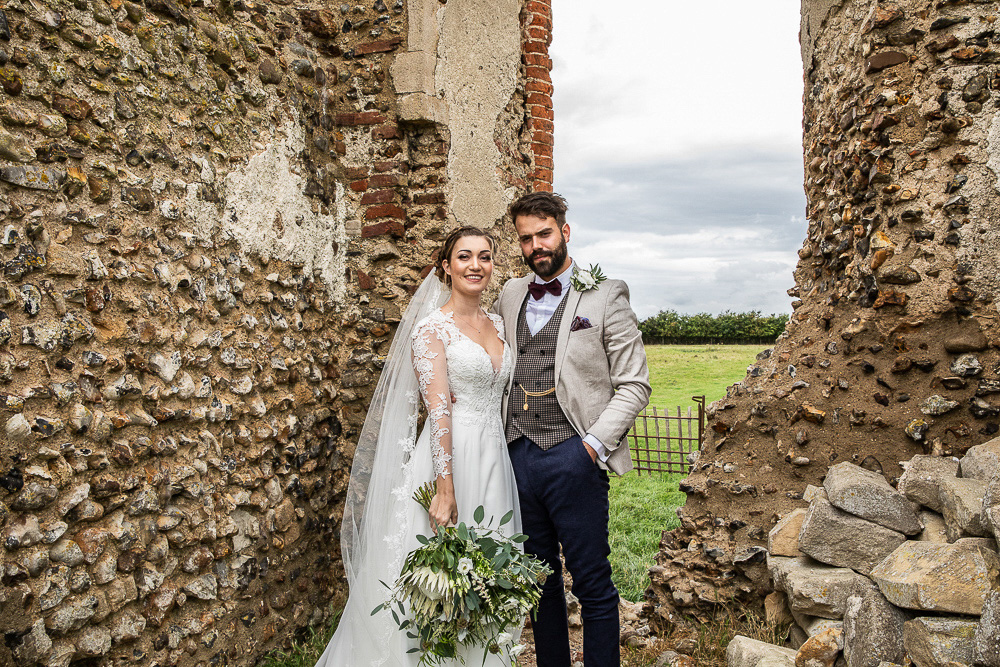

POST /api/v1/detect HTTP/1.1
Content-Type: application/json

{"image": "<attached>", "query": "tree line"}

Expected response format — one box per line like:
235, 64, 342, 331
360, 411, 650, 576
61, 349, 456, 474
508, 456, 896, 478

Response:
638, 309, 789, 345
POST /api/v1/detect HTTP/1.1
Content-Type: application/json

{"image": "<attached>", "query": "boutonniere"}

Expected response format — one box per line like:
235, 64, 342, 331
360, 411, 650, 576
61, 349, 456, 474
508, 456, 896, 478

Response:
571, 264, 607, 292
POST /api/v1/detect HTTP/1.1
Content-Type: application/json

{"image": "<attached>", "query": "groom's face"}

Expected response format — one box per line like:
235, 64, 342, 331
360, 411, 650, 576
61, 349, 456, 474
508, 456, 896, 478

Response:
515, 214, 570, 281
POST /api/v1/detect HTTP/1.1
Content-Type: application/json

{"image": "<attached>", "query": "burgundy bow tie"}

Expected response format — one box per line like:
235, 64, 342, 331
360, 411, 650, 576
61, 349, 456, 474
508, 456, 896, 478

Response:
528, 280, 562, 300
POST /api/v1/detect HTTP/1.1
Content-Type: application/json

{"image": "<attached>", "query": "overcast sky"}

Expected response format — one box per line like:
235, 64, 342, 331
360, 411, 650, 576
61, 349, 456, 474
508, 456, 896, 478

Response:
551, 0, 806, 319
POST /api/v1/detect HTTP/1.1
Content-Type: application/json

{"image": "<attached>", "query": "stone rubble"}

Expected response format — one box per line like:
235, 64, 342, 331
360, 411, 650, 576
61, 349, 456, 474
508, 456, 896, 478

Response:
726, 444, 1000, 667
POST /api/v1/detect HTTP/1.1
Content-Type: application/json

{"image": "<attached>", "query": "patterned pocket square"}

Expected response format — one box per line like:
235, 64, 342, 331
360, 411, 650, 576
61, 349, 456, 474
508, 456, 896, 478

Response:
570, 316, 593, 332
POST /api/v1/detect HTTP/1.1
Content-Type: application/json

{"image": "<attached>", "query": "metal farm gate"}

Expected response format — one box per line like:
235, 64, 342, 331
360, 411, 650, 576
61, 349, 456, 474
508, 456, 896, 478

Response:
627, 396, 705, 475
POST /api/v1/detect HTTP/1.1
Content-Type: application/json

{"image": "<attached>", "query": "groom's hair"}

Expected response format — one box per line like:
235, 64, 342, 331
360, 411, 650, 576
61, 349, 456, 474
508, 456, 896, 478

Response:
509, 191, 568, 228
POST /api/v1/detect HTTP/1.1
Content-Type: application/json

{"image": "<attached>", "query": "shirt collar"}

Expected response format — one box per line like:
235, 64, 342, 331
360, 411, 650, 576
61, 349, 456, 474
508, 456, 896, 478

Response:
533, 260, 575, 289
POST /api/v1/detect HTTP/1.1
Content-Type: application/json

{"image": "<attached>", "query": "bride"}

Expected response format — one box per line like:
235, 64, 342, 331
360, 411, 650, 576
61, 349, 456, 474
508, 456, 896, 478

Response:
316, 226, 522, 666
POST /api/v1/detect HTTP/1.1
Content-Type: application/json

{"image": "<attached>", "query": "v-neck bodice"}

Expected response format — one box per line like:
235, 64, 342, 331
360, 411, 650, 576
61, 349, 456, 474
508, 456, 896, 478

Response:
411, 309, 513, 425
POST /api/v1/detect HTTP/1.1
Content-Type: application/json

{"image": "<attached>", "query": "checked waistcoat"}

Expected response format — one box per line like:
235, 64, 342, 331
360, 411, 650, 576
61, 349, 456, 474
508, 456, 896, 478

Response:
504, 293, 577, 449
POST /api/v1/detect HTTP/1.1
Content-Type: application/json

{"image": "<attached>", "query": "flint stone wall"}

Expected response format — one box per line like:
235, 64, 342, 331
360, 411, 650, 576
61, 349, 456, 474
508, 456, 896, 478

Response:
647, 0, 1000, 630
0, 0, 549, 664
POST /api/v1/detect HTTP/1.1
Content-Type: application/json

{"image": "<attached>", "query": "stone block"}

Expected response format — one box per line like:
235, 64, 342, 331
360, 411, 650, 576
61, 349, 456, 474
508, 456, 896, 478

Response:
959, 436, 1000, 481
959, 535, 998, 552
917, 511, 948, 543
794, 627, 841, 667
937, 475, 987, 540
985, 475, 1000, 539
726, 636, 797, 667
770, 556, 877, 619
897, 455, 959, 513
823, 462, 922, 534
870, 540, 999, 615
789, 625, 808, 651
769, 508, 807, 557
765, 591, 794, 627
903, 617, 977, 667
804, 485, 828, 503
975, 587, 1000, 666
842, 590, 910, 667
988, 505, 1000, 540
797, 497, 907, 575
790, 609, 842, 638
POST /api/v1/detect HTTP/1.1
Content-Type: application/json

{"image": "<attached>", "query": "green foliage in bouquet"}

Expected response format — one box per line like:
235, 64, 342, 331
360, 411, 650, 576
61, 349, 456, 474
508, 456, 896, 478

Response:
373, 482, 552, 666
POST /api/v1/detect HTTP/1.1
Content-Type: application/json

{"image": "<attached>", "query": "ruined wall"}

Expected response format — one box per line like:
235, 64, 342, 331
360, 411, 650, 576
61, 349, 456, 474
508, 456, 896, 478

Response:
647, 0, 1000, 630
0, 0, 549, 663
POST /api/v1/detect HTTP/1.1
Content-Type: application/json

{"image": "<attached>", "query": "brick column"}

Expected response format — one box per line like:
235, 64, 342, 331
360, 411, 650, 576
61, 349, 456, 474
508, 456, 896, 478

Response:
524, 0, 554, 192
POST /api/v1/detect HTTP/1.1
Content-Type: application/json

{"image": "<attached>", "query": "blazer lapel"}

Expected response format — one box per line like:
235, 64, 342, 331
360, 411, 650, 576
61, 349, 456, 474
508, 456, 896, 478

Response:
503, 277, 531, 392
554, 286, 583, 381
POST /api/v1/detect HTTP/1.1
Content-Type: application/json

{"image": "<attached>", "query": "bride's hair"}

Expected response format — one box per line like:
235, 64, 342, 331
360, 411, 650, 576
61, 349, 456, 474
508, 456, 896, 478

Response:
435, 226, 498, 285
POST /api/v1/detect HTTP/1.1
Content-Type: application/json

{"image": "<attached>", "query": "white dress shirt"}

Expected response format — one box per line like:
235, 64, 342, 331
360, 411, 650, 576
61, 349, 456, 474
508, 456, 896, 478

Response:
526, 262, 612, 463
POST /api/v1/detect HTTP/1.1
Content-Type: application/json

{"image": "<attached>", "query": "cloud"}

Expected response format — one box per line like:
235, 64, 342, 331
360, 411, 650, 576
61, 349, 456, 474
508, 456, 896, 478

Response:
556, 148, 806, 319
550, 0, 804, 168
546, 0, 807, 320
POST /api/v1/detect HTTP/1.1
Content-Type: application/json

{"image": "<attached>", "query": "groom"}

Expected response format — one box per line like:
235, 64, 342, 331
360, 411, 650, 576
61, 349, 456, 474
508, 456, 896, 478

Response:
493, 192, 650, 666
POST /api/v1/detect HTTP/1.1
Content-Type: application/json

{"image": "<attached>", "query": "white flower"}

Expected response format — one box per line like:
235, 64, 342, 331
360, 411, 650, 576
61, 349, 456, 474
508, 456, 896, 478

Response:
496, 632, 513, 646
570, 263, 607, 292
511, 644, 526, 658
457, 557, 473, 575
414, 566, 446, 600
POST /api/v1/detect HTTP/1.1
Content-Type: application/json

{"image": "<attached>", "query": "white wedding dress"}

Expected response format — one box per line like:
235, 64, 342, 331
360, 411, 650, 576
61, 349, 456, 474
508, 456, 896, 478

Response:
316, 308, 521, 667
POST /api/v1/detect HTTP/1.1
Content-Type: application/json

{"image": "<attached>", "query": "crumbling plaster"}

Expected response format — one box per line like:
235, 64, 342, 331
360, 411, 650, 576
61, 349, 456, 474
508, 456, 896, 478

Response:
394, 0, 522, 228
216, 115, 347, 302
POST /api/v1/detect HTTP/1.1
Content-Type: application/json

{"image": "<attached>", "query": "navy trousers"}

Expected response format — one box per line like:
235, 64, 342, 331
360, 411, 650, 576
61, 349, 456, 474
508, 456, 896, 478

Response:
508, 435, 619, 667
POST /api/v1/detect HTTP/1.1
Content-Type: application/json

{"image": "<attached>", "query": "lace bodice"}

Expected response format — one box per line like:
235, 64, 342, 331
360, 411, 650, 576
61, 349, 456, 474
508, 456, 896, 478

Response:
411, 309, 512, 479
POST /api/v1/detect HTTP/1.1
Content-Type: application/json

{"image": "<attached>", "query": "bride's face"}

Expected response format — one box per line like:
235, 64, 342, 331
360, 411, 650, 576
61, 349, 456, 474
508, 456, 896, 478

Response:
443, 236, 493, 297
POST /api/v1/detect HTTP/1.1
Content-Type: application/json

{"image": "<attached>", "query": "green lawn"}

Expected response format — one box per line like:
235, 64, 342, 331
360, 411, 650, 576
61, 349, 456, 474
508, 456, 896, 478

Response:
610, 344, 764, 603
645, 344, 764, 410
609, 474, 686, 602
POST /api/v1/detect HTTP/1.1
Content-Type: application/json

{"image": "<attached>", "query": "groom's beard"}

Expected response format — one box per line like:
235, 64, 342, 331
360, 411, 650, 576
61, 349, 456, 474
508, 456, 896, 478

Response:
523, 235, 568, 280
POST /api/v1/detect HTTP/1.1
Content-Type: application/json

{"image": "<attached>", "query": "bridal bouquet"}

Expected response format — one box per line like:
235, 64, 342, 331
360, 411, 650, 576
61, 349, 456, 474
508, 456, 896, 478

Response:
373, 483, 552, 666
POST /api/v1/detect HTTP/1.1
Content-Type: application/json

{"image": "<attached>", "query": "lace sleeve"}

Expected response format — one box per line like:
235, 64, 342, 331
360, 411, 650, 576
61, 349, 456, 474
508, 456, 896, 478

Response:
411, 319, 453, 480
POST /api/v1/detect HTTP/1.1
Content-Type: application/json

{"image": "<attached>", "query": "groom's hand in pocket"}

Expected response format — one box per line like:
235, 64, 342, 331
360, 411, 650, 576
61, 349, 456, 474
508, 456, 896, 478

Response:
582, 440, 598, 463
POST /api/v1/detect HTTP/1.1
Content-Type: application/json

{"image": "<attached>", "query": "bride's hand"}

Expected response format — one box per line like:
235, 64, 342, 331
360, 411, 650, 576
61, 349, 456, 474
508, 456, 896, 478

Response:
428, 489, 458, 535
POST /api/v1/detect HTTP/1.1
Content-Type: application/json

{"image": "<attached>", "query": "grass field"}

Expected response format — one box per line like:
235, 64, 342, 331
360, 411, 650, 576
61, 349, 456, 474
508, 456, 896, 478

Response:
608, 474, 686, 602
645, 344, 763, 410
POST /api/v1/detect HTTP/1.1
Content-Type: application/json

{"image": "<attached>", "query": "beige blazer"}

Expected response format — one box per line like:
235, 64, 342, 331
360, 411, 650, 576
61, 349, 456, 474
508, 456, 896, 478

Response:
493, 274, 651, 474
